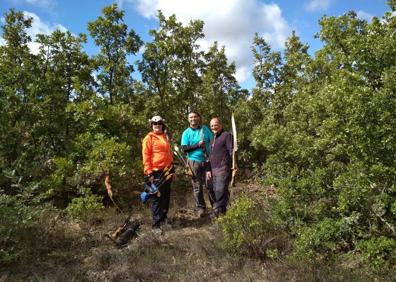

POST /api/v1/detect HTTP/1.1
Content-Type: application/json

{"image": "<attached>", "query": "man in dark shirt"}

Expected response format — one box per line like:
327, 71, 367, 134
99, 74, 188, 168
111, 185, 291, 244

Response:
207, 117, 234, 216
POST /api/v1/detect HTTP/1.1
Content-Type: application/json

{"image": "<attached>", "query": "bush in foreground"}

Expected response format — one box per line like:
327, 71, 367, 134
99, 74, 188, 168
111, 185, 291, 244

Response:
217, 194, 288, 259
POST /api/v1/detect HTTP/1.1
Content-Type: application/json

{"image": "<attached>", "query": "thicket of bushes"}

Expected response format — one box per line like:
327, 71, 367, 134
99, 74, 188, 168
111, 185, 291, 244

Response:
1, 1, 395, 275
219, 2, 396, 274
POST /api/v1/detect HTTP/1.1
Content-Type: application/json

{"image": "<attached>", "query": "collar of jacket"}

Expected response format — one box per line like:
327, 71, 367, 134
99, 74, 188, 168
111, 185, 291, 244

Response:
214, 129, 224, 137
149, 131, 165, 137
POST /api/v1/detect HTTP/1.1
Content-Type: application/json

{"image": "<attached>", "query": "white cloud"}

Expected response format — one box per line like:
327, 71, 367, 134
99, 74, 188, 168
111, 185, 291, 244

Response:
356, 10, 374, 22
10, 0, 55, 9
115, 0, 125, 8
304, 0, 330, 12
235, 66, 250, 83
25, 0, 53, 6
129, 0, 291, 84
24, 11, 67, 54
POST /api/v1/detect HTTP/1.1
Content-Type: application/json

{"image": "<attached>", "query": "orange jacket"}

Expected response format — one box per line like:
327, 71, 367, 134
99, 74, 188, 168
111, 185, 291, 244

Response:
142, 131, 173, 175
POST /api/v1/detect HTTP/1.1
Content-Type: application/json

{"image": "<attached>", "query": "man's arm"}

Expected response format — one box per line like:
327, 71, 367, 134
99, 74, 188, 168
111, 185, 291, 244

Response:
181, 143, 200, 153
142, 135, 153, 177
181, 129, 200, 153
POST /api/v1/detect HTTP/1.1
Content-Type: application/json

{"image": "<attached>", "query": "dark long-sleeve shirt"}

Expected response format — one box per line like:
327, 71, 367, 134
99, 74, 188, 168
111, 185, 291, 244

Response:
209, 129, 233, 176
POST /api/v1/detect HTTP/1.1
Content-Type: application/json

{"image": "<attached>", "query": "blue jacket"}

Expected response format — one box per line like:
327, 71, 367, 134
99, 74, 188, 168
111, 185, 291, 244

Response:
181, 125, 213, 162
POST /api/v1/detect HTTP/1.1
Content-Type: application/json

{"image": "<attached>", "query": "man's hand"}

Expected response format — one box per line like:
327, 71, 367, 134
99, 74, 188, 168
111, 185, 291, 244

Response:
232, 167, 238, 179
206, 171, 212, 180
199, 140, 205, 148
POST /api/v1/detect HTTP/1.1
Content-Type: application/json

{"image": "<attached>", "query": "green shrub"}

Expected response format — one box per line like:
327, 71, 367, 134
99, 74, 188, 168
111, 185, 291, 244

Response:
292, 217, 353, 262
357, 237, 396, 270
217, 194, 287, 259
249, 8, 396, 270
65, 189, 104, 221
0, 194, 40, 264
81, 137, 133, 178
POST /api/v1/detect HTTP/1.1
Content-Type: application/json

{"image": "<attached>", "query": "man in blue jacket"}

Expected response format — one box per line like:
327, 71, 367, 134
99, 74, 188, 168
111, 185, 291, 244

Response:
181, 111, 214, 218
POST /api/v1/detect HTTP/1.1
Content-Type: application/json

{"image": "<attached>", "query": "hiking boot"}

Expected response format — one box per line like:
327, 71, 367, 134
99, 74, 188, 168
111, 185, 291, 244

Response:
197, 209, 205, 218
209, 211, 218, 219
152, 227, 163, 235
161, 222, 172, 231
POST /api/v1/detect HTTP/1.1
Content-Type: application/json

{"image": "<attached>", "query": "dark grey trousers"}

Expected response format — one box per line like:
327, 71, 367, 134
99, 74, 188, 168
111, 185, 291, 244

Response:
212, 174, 230, 215
187, 159, 214, 210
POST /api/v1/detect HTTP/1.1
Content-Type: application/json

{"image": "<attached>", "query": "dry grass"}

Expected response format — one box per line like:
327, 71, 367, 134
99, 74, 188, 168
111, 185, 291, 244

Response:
1, 178, 394, 281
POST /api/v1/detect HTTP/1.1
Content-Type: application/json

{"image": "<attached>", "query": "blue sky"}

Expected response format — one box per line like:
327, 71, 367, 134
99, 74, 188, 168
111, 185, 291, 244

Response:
0, 0, 392, 90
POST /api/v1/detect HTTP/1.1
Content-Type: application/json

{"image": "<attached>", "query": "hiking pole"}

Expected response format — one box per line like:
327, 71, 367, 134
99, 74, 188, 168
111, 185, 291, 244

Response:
173, 145, 187, 166
173, 145, 196, 178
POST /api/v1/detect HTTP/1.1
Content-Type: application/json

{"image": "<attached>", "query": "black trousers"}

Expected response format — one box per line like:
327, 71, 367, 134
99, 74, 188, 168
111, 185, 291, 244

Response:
212, 173, 230, 215
151, 170, 172, 228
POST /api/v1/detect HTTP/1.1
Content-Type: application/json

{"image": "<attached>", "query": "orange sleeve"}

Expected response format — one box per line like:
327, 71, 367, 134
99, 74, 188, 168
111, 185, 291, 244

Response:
165, 138, 174, 167
142, 135, 153, 175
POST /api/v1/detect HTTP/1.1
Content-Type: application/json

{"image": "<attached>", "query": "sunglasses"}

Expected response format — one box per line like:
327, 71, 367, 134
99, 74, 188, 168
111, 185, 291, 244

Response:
152, 122, 163, 125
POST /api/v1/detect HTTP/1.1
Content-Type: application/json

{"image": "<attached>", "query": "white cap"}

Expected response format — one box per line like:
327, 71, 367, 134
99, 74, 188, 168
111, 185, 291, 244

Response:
149, 115, 165, 123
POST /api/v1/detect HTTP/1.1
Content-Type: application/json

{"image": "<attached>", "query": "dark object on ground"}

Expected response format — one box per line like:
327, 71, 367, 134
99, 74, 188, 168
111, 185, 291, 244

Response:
105, 218, 140, 247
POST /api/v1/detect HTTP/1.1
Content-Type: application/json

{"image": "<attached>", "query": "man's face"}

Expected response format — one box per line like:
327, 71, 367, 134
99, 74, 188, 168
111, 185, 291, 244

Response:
210, 118, 222, 134
188, 113, 200, 128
